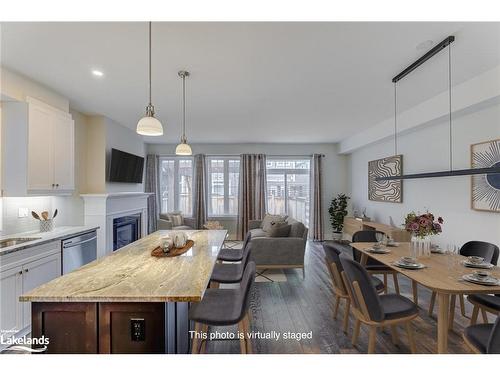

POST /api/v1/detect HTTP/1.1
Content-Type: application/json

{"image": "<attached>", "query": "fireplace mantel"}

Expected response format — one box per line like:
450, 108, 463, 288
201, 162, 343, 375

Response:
81, 192, 152, 257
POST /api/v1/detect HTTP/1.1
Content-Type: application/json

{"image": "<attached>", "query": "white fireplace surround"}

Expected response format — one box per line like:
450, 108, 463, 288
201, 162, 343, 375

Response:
81, 192, 151, 258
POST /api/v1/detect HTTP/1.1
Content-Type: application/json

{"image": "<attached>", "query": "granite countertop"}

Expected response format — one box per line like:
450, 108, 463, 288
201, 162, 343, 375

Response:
20, 229, 227, 303
0, 226, 100, 256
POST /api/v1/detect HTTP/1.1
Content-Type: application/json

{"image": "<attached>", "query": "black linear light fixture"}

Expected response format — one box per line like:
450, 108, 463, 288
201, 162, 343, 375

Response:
376, 36, 500, 181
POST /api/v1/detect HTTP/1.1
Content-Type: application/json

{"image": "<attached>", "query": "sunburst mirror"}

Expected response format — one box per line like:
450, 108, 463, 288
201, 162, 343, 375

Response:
471, 138, 500, 212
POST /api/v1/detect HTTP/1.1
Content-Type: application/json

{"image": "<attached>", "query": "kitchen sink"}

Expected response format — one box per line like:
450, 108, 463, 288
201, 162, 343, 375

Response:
0, 237, 42, 248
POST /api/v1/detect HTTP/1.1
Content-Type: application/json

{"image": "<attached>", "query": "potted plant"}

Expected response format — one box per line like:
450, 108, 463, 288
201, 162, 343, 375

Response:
328, 193, 350, 241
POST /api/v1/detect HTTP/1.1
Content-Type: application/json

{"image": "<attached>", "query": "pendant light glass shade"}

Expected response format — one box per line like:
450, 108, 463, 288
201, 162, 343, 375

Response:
175, 140, 192, 156
175, 70, 192, 155
136, 22, 164, 136
137, 104, 163, 136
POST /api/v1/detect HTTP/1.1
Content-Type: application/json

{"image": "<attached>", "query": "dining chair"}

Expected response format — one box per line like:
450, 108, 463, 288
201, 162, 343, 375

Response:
428, 241, 499, 327
351, 230, 400, 295
339, 256, 418, 353
323, 243, 385, 333
217, 232, 251, 262
189, 261, 256, 354
463, 314, 500, 354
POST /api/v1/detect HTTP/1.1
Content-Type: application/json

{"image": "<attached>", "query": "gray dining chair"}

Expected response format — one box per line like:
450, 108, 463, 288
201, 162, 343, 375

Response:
189, 261, 256, 354
340, 256, 418, 353
323, 243, 385, 333
429, 241, 500, 326
210, 239, 252, 287
351, 230, 400, 295
463, 314, 500, 354
217, 232, 250, 262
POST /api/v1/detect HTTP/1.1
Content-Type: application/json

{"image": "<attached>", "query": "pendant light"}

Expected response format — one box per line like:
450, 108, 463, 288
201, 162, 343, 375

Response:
175, 70, 192, 155
376, 35, 500, 181
136, 22, 163, 136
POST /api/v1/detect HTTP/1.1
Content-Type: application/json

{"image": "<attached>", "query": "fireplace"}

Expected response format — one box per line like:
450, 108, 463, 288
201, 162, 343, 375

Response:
113, 214, 141, 251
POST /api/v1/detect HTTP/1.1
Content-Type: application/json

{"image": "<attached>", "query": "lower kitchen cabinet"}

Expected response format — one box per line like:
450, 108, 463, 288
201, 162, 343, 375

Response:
0, 242, 61, 339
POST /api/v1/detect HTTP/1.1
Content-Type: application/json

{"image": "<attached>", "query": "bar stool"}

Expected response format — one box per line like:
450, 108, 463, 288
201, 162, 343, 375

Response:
189, 261, 256, 354
210, 240, 251, 287
217, 233, 250, 262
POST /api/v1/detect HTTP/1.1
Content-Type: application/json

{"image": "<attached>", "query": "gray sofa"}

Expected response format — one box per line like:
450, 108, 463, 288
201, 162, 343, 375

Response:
247, 217, 308, 275
158, 213, 195, 230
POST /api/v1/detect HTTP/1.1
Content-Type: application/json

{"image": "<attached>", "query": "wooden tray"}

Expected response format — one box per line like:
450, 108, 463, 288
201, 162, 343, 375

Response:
151, 239, 195, 258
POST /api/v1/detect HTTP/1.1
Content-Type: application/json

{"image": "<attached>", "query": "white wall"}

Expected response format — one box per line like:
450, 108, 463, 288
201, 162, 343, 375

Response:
348, 103, 500, 248
147, 142, 349, 239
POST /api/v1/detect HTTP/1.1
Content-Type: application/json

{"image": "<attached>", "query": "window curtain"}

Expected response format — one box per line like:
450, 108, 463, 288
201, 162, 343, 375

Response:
145, 154, 160, 234
309, 153, 323, 241
237, 154, 267, 240
193, 154, 207, 229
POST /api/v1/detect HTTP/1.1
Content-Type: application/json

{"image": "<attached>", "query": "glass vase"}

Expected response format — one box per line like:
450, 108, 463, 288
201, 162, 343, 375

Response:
411, 235, 431, 258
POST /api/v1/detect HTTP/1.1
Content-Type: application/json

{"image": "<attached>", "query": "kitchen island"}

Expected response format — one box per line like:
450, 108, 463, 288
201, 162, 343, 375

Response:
20, 230, 227, 354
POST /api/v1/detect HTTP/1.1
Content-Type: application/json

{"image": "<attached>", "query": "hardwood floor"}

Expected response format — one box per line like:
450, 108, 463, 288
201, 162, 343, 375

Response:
205, 241, 487, 354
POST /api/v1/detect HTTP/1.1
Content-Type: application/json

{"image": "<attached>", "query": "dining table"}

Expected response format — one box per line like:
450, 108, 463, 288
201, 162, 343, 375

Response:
351, 242, 500, 354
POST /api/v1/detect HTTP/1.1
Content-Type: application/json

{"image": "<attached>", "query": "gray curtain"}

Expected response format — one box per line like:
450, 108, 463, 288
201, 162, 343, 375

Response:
310, 154, 323, 241
145, 154, 160, 233
237, 154, 267, 240
193, 154, 207, 229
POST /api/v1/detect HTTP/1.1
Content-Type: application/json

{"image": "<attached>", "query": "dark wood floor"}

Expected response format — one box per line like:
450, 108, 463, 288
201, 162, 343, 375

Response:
205, 241, 489, 354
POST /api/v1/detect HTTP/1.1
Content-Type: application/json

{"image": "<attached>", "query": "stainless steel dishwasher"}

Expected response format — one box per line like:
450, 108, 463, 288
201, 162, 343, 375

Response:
62, 230, 97, 274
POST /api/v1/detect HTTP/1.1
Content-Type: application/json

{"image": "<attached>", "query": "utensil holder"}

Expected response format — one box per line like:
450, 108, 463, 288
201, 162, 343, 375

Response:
40, 219, 53, 232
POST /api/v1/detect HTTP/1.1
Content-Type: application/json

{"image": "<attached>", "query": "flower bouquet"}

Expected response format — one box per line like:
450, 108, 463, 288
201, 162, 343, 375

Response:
404, 211, 444, 258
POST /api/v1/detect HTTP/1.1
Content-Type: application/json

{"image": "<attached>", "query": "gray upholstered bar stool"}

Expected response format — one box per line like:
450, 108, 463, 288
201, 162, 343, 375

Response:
189, 261, 256, 354
210, 240, 251, 287
323, 243, 385, 333
463, 314, 500, 354
340, 256, 418, 353
217, 233, 250, 262
351, 230, 400, 295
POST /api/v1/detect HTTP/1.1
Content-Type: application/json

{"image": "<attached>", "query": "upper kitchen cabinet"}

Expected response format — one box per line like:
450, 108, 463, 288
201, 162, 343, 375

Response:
1, 96, 75, 196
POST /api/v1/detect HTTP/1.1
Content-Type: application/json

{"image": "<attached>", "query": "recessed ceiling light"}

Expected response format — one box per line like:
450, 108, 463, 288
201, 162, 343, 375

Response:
416, 40, 434, 51
91, 69, 104, 77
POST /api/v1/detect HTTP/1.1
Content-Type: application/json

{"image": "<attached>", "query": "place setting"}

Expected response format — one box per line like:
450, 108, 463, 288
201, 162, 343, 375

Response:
461, 255, 495, 269
462, 270, 500, 286
366, 241, 392, 254
392, 256, 427, 270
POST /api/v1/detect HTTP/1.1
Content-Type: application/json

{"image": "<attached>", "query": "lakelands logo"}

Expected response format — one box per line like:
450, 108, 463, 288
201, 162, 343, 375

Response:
1, 330, 49, 353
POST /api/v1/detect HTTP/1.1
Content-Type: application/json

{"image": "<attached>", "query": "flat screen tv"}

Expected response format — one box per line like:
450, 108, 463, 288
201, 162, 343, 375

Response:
109, 148, 144, 183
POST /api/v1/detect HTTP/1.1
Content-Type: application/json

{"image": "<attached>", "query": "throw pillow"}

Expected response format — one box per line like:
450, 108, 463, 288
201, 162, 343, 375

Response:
262, 214, 286, 232
167, 212, 183, 227
268, 223, 291, 237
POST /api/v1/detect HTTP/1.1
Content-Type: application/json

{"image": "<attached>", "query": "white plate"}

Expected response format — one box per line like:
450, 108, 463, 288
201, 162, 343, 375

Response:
431, 249, 445, 254
462, 274, 500, 286
393, 261, 426, 270
387, 242, 400, 247
368, 248, 391, 254
462, 261, 494, 269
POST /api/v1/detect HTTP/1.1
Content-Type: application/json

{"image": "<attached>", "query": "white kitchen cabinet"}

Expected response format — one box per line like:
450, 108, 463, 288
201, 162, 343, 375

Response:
21, 252, 61, 328
0, 241, 62, 341
0, 265, 23, 336
1, 97, 74, 196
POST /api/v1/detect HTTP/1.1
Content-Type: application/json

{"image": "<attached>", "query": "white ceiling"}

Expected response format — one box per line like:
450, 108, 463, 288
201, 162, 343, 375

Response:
1, 22, 500, 144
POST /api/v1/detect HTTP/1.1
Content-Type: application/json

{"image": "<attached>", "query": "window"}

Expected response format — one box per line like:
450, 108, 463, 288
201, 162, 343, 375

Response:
266, 159, 310, 225
207, 157, 240, 216
159, 157, 193, 216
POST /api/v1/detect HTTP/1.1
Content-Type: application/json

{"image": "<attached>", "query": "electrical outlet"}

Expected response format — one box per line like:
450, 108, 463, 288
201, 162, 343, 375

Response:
18, 207, 29, 218
130, 318, 145, 341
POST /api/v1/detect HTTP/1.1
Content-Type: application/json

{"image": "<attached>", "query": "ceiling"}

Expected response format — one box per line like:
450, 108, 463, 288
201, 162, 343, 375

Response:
1, 22, 500, 144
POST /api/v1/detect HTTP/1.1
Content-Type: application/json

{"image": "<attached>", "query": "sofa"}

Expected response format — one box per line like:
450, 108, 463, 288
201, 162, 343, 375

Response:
247, 216, 308, 275
158, 212, 195, 230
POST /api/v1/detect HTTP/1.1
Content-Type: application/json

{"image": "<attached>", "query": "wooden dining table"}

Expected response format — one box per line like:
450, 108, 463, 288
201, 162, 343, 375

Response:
351, 242, 500, 354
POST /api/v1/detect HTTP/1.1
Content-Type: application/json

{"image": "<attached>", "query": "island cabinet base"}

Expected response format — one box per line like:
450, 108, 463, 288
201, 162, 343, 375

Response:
31, 302, 190, 354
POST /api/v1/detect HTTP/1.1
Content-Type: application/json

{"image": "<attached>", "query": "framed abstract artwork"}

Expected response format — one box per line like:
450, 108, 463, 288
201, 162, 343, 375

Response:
471, 138, 500, 212
368, 155, 403, 203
